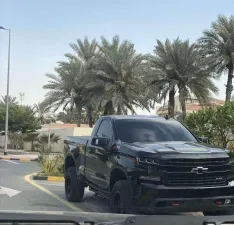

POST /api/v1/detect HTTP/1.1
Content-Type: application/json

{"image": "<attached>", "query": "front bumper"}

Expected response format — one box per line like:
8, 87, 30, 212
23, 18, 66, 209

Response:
134, 183, 234, 213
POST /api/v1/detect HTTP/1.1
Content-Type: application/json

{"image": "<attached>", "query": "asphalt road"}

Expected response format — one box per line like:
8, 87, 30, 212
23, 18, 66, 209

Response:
0, 159, 202, 215
0, 159, 111, 213
0, 160, 70, 211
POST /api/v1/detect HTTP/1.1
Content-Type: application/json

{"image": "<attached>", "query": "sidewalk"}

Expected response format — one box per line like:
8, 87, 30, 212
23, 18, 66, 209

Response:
0, 152, 38, 161
0, 149, 61, 162
0, 149, 39, 155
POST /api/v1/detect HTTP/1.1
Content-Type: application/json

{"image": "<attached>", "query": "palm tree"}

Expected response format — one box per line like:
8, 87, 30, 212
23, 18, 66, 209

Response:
63, 37, 98, 127
80, 107, 102, 124
0, 95, 18, 105
57, 108, 79, 123
65, 37, 97, 64
23, 132, 39, 151
33, 102, 55, 125
198, 15, 234, 101
149, 38, 218, 120
88, 35, 150, 115
37, 133, 60, 144
43, 60, 86, 127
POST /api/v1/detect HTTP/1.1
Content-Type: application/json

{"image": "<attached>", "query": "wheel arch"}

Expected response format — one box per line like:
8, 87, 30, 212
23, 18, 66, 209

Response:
64, 153, 77, 172
109, 167, 129, 192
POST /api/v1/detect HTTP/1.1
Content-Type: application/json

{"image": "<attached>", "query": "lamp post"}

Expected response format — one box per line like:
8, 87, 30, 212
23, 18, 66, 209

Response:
0, 26, 11, 155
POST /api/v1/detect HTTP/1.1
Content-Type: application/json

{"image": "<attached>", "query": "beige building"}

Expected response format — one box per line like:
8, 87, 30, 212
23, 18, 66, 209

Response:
157, 95, 225, 116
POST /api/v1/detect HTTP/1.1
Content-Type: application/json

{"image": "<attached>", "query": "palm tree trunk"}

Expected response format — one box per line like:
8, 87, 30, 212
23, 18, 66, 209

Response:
103, 101, 114, 115
103, 106, 108, 115
168, 88, 175, 117
225, 64, 234, 101
74, 99, 82, 127
117, 105, 121, 115
31, 141, 35, 151
179, 86, 186, 121
86, 104, 93, 128
76, 107, 82, 127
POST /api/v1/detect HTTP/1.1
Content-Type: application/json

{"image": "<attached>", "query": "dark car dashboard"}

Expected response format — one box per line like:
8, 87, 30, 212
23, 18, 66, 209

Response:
0, 211, 233, 225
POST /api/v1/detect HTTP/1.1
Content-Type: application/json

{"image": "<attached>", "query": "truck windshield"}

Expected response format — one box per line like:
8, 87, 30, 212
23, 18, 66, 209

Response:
115, 119, 197, 143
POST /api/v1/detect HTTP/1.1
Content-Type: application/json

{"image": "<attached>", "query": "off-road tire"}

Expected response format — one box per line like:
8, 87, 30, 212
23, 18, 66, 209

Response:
65, 167, 84, 202
110, 180, 136, 214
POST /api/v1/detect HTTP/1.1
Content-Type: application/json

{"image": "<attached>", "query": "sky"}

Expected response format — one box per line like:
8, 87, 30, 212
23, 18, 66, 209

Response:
0, 0, 233, 115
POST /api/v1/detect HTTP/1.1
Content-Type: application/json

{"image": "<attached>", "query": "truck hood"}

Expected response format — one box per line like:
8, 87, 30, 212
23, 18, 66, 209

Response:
125, 141, 228, 157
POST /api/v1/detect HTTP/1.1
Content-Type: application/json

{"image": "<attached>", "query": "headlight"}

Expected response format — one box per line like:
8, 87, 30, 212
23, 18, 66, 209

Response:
136, 157, 159, 165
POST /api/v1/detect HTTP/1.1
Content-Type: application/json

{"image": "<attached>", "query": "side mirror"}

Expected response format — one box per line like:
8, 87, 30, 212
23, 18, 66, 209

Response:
92, 137, 109, 147
198, 137, 209, 144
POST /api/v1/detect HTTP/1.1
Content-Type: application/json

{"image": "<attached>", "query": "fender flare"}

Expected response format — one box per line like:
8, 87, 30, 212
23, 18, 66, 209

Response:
64, 153, 77, 172
108, 165, 133, 193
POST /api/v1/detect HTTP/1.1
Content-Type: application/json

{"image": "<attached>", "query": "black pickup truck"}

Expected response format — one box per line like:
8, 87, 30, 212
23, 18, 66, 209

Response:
63, 115, 234, 215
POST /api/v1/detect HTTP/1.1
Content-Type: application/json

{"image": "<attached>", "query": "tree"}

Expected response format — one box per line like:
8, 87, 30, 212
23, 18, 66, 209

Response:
33, 102, 55, 125
198, 15, 234, 101
88, 35, 150, 115
57, 109, 79, 123
0, 104, 40, 133
0, 95, 18, 105
23, 132, 40, 151
43, 60, 86, 127
37, 133, 60, 145
185, 102, 234, 149
149, 38, 218, 120
63, 37, 98, 127
80, 107, 102, 124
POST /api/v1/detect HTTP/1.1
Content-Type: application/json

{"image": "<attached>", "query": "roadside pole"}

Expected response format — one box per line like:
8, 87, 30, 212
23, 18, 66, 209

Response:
0, 26, 11, 156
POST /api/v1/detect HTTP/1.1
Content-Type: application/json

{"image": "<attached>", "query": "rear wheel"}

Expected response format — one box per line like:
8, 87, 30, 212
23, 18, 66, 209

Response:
65, 167, 84, 202
110, 180, 136, 214
203, 210, 234, 216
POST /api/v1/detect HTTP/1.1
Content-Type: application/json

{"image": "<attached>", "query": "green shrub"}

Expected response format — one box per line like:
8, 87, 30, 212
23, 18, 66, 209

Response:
35, 142, 63, 176
185, 102, 234, 149
23, 132, 39, 151
40, 155, 63, 176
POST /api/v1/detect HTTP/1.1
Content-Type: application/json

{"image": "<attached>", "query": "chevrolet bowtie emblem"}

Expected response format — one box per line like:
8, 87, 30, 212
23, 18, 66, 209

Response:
191, 167, 208, 174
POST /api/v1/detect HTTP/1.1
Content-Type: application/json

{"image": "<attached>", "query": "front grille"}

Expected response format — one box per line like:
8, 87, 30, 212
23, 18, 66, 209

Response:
167, 175, 227, 186
161, 158, 230, 187
166, 158, 229, 166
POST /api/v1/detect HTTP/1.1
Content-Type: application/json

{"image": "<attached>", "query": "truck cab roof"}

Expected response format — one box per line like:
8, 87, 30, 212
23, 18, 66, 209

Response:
100, 115, 171, 121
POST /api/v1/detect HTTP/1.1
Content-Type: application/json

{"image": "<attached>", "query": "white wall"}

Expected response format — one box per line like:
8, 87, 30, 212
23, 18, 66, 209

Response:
0, 135, 10, 149
73, 127, 93, 136
40, 128, 75, 153
23, 127, 94, 153
0, 135, 4, 148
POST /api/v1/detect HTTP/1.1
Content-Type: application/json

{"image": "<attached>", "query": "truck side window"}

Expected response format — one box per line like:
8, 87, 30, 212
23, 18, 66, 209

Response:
96, 120, 113, 139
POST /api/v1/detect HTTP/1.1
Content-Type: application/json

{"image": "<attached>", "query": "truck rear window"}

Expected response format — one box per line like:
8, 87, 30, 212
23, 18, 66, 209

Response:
115, 119, 197, 143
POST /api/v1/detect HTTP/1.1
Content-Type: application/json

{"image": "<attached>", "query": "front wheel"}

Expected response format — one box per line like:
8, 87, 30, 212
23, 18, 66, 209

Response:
203, 210, 234, 216
65, 167, 84, 202
110, 180, 136, 214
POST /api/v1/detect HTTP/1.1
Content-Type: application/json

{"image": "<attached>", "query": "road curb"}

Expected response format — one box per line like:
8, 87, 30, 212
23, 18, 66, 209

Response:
0, 156, 37, 162
33, 174, 64, 182
25, 173, 83, 212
